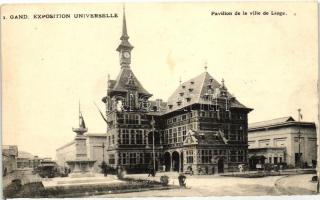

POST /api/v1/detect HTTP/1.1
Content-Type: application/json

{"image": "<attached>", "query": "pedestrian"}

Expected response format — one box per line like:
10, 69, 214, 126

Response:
148, 167, 152, 177
178, 173, 187, 188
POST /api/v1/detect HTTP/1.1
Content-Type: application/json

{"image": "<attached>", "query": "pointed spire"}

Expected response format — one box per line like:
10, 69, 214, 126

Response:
116, 5, 133, 52
121, 4, 129, 40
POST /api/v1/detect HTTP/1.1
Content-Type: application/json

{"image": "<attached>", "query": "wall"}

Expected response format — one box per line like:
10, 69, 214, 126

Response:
248, 124, 316, 167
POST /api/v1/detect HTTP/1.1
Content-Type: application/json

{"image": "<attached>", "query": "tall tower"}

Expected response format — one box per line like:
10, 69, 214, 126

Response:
101, 7, 155, 172
116, 6, 134, 68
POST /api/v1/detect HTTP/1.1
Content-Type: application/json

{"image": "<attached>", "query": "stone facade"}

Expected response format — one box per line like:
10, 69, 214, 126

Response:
248, 116, 317, 168
101, 9, 252, 174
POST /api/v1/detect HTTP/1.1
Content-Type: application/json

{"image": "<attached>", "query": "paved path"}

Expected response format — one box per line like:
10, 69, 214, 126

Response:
93, 173, 319, 197
274, 174, 317, 195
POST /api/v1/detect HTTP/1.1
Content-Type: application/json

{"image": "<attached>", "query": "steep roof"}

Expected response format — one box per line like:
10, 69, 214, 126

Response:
249, 116, 294, 129
183, 129, 227, 146
165, 72, 250, 113
110, 67, 152, 96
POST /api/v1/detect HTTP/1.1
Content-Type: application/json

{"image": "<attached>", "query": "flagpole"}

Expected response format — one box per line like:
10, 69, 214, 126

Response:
298, 108, 302, 168
79, 100, 81, 127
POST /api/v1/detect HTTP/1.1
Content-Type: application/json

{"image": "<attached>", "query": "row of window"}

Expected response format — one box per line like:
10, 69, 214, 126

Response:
186, 149, 246, 164
166, 111, 246, 126
119, 152, 160, 165
268, 156, 283, 164
117, 114, 141, 125
120, 129, 146, 145
164, 126, 188, 144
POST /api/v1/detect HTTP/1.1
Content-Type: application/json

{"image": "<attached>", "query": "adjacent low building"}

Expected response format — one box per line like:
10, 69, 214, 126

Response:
16, 151, 43, 169
248, 116, 317, 168
56, 133, 107, 172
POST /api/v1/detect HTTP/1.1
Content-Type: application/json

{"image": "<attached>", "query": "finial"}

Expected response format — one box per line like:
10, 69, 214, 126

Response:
298, 108, 302, 121
204, 61, 208, 72
107, 73, 110, 81
221, 78, 225, 86
179, 76, 182, 85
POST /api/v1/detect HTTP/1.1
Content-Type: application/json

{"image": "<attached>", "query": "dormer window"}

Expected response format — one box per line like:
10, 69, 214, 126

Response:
186, 97, 191, 102
182, 85, 186, 89
177, 100, 182, 106
168, 104, 173, 109
190, 81, 194, 85
179, 92, 184, 96
188, 88, 193, 92
221, 91, 227, 97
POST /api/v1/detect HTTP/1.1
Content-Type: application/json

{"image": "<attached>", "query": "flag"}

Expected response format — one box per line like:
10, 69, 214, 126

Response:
94, 102, 108, 124
218, 130, 228, 144
80, 112, 86, 128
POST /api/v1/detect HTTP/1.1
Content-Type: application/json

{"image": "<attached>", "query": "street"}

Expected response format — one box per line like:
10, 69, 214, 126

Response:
93, 173, 318, 197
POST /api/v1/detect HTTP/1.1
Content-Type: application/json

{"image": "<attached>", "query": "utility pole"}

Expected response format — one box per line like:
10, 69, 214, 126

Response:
297, 108, 302, 168
93, 142, 105, 162
94, 142, 106, 176
151, 116, 156, 174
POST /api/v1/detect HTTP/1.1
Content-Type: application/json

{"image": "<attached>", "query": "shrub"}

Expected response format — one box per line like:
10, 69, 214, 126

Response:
160, 175, 169, 186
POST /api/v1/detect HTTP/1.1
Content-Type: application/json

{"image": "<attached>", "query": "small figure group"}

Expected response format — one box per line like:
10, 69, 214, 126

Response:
148, 167, 156, 177
178, 173, 187, 188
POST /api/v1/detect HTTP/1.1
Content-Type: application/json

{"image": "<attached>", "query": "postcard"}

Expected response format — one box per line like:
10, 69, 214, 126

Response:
1, 2, 319, 198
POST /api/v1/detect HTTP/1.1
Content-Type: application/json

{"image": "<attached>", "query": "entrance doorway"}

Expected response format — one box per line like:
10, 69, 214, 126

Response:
218, 158, 224, 173
172, 151, 180, 172
164, 152, 171, 171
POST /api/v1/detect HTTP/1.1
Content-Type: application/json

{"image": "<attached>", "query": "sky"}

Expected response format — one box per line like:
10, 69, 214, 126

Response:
1, 2, 318, 159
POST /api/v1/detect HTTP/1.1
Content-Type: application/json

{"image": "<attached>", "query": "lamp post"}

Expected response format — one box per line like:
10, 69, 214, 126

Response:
151, 116, 156, 174
94, 142, 106, 175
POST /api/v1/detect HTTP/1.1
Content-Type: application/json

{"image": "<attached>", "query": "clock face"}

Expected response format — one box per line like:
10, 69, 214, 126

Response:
123, 52, 130, 58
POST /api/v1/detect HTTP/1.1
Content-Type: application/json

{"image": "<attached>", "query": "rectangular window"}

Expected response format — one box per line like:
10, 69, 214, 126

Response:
201, 150, 211, 164
177, 127, 182, 143
130, 153, 136, 165
169, 129, 173, 144
164, 130, 168, 144
138, 153, 144, 164
122, 130, 129, 144
122, 153, 127, 165
109, 154, 115, 164
182, 126, 187, 141
136, 130, 143, 144
187, 150, 193, 164
182, 115, 187, 120
112, 135, 115, 144
125, 114, 140, 125
130, 130, 135, 144
173, 128, 177, 143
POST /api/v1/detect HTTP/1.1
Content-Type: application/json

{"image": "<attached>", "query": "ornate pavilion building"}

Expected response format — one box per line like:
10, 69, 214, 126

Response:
101, 9, 253, 174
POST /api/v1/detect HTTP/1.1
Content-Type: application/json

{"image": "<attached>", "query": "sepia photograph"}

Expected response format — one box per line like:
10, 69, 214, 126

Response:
1, 2, 319, 198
